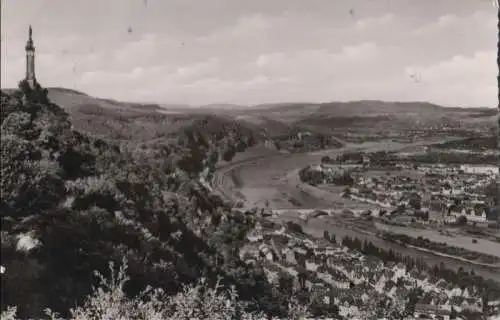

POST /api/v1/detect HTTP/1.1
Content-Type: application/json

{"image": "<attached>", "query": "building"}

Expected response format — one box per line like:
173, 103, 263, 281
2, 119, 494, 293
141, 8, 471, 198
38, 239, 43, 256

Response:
460, 164, 499, 176
414, 303, 451, 320
487, 205, 500, 222
25, 25, 37, 88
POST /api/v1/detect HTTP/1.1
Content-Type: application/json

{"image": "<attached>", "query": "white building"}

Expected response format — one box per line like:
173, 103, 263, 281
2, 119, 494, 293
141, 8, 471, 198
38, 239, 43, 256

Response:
460, 164, 499, 176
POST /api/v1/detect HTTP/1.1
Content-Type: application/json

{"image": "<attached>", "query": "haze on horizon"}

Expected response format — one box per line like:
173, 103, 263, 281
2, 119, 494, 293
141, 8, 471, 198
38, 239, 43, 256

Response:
1, 0, 497, 108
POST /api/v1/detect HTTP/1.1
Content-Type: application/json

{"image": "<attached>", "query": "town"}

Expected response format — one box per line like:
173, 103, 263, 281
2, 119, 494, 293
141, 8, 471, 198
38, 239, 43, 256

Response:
240, 217, 500, 319
1, 1, 498, 319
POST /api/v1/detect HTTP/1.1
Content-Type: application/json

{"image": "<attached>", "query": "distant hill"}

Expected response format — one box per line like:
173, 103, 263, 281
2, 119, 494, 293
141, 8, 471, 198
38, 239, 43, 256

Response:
46, 88, 164, 113
198, 103, 247, 110
14, 88, 266, 144
7, 86, 494, 140
246, 100, 491, 119
234, 100, 497, 135
234, 115, 292, 137
47, 87, 89, 96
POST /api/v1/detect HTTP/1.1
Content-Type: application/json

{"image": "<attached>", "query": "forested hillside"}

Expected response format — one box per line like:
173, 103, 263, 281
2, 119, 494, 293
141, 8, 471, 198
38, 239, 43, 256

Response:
0, 81, 293, 319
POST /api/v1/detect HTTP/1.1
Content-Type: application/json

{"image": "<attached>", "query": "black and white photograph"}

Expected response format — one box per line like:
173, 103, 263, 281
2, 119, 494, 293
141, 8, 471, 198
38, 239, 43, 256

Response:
1, 0, 499, 319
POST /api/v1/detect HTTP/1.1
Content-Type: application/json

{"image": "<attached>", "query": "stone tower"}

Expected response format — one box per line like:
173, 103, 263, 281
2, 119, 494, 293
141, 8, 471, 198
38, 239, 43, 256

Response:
25, 25, 36, 88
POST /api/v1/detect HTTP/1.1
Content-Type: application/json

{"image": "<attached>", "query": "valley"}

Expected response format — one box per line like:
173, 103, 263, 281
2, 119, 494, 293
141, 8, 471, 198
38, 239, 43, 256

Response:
212, 137, 500, 282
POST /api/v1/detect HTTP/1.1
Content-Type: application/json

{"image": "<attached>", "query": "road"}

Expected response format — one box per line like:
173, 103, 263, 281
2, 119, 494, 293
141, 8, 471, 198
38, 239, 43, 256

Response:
212, 137, 500, 282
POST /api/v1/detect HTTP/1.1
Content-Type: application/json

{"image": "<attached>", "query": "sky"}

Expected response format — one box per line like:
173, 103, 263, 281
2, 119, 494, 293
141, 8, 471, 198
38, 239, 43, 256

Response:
1, 0, 498, 107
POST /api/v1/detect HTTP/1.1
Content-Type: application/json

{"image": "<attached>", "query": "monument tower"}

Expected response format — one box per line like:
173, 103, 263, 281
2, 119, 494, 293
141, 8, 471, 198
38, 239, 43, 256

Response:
25, 25, 36, 88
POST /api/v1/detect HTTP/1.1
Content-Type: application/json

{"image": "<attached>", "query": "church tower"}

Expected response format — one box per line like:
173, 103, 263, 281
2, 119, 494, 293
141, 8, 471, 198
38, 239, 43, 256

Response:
25, 25, 36, 88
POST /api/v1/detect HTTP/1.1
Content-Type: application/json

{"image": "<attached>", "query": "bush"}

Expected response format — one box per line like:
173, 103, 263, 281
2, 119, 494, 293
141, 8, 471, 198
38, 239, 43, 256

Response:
286, 221, 304, 234
1, 259, 271, 320
457, 216, 468, 226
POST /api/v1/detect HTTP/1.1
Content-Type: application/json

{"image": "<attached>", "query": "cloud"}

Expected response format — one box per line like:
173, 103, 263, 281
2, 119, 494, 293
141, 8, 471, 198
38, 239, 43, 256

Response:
230, 13, 270, 37
413, 10, 496, 47
403, 50, 497, 107
355, 13, 395, 29
174, 57, 219, 79
197, 13, 271, 43
1, 1, 496, 107
414, 51, 495, 82
255, 42, 380, 80
414, 14, 459, 35
340, 42, 379, 60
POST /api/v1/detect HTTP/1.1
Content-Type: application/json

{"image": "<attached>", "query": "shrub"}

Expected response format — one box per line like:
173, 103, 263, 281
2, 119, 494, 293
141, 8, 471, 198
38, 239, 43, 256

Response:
286, 221, 304, 234
2, 259, 270, 320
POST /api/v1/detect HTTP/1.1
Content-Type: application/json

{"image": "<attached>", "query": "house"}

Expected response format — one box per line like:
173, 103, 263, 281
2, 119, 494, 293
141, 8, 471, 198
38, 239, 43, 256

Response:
436, 279, 448, 290
451, 206, 465, 218
384, 280, 397, 297
444, 215, 457, 224
462, 298, 482, 313
395, 287, 410, 299
391, 263, 406, 280
414, 304, 451, 320
449, 296, 466, 312
420, 293, 434, 305
437, 293, 450, 306
284, 249, 297, 265
305, 260, 319, 272
448, 286, 463, 297
486, 299, 500, 315
246, 229, 264, 242
308, 281, 327, 296
374, 274, 387, 293
460, 164, 499, 176
462, 287, 472, 299
428, 276, 439, 286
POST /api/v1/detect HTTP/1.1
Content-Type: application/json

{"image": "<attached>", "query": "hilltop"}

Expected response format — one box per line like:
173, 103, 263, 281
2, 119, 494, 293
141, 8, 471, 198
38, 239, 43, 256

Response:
11, 87, 494, 139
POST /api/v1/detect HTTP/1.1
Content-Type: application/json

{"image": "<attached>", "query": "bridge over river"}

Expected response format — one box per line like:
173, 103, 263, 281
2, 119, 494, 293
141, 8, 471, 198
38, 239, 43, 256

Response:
213, 138, 500, 282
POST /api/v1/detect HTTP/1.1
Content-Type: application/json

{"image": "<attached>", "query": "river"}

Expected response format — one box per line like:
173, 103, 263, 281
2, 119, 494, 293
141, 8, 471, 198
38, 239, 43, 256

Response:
213, 138, 500, 282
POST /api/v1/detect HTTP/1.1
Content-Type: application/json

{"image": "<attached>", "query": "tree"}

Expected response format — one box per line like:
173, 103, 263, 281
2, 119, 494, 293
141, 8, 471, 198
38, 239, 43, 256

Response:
32, 260, 270, 320
450, 307, 457, 319
278, 274, 295, 294
457, 215, 468, 226
408, 193, 422, 210
286, 222, 304, 234
405, 288, 421, 315
342, 187, 351, 198
484, 181, 499, 205
330, 234, 336, 244
323, 230, 330, 242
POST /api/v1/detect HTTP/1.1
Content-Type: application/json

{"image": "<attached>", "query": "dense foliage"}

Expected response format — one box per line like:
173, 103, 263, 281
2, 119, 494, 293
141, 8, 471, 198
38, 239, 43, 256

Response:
271, 127, 343, 153
1, 259, 270, 320
298, 166, 354, 186
432, 136, 497, 151
0, 83, 289, 318
381, 233, 500, 264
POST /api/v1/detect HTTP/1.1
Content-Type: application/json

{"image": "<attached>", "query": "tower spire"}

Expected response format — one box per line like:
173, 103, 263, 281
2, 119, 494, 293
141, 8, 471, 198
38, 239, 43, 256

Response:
25, 25, 36, 88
